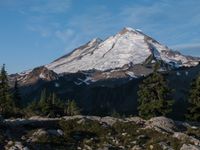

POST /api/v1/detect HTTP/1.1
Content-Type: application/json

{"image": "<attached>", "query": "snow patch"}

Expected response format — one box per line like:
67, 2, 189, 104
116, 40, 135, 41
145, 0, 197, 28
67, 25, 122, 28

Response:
74, 81, 82, 86
126, 71, 137, 78
124, 27, 136, 32
39, 73, 46, 79
76, 77, 92, 85
136, 29, 143, 32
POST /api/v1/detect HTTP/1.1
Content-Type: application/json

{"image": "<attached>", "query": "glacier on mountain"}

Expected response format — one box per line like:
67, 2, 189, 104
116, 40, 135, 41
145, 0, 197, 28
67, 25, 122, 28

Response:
46, 27, 199, 74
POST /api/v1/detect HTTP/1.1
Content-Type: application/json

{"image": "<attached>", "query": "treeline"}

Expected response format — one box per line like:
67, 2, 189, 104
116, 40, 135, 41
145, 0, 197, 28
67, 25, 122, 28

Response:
0, 64, 200, 121
0, 64, 21, 118
137, 66, 200, 121
0, 64, 80, 118
26, 89, 80, 117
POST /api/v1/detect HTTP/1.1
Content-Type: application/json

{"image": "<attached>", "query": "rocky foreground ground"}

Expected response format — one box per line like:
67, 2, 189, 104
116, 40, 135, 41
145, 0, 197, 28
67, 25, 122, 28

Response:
0, 116, 200, 150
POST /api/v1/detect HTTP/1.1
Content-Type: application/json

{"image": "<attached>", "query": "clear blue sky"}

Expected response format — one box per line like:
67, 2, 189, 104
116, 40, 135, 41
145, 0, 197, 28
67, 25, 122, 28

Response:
0, 0, 200, 73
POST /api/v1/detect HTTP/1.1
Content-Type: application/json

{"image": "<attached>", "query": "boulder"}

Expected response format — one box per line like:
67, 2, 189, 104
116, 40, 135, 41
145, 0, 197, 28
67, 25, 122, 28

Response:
32, 129, 48, 137
180, 144, 200, 150
6, 141, 29, 150
173, 132, 200, 146
146, 117, 178, 133
159, 142, 174, 150
125, 117, 145, 125
131, 145, 143, 150
28, 129, 48, 142
100, 116, 123, 126
86, 116, 101, 122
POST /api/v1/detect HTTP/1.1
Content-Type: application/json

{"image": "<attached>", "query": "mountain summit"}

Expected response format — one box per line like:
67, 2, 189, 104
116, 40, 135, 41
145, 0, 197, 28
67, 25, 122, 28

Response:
9, 27, 200, 118
46, 27, 199, 74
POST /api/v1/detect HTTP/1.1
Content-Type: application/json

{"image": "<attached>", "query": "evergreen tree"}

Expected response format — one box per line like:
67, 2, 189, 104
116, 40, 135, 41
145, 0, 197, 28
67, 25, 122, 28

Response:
137, 71, 174, 119
0, 64, 14, 117
26, 100, 39, 116
65, 100, 80, 116
48, 93, 65, 117
38, 89, 51, 116
13, 79, 22, 108
38, 90, 64, 117
186, 75, 200, 121
39, 88, 47, 108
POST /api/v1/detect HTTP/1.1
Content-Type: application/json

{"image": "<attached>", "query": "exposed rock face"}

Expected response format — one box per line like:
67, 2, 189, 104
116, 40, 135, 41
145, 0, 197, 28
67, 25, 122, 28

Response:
10, 66, 58, 86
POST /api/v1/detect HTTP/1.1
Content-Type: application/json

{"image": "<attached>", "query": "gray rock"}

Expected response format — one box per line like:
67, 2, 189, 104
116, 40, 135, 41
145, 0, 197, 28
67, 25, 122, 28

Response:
32, 129, 48, 137
7, 141, 14, 146
7, 141, 26, 150
137, 135, 147, 140
15, 141, 23, 147
84, 144, 92, 150
62, 115, 85, 121
180, 144, 200, 150
86, 116, 101, 122
100, 116, 123, 126
125, 117, 145, 125
159, 142, 174, 150
28, 129, 48, 142
131, 145, 143, 150
77, 117, 89, 124
146, 117, 177, 133
173, 132, 200, 146
57, 129, 64, 136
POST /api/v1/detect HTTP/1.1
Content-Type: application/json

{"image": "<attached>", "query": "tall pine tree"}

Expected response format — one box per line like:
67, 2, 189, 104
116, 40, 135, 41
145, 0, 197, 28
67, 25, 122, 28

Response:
137, 70, 174, 119
37, 89, 64, 117
39, 88, 47, 108
38, 89, 50, 116
13, 79, 22, 108
186, 74, 200, 121
0, 64, 14, 117
65, 100, 80, 116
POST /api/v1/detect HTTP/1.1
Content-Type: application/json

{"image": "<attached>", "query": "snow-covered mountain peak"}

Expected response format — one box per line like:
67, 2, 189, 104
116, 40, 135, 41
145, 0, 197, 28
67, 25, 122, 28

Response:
118, 27, 141, 35
46, 27, 200, 74
88, 38, 102, 46
121, 27, 139, 33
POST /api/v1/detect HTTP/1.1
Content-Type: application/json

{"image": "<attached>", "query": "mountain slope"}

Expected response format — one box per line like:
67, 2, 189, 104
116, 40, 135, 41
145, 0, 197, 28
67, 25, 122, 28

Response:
46, 27, 199, 74
8, 26, 200, 119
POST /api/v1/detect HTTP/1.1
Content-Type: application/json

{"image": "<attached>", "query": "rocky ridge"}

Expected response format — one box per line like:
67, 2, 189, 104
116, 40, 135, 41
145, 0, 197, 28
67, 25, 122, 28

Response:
1, 116, 200, 150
